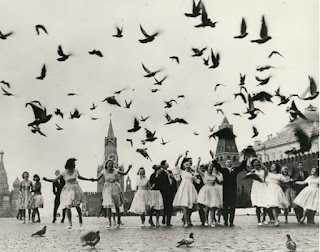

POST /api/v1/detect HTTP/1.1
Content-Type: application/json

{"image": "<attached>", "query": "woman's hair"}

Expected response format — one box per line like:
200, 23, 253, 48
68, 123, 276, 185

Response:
33, 174, 40, 180
281, 166, 289, 175
137, 167, 145, 175
152, 164, 160, 170
312, 167, 319, 177
65, 158, 77, 169
250, 158, 261, 168
104, 159, 114, 169
180, 158, 190, 170
271, 163, 281, 173
22, 171, 29, 178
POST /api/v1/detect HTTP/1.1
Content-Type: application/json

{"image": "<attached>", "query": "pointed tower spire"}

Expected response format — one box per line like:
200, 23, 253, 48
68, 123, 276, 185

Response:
107, 119, 115, 138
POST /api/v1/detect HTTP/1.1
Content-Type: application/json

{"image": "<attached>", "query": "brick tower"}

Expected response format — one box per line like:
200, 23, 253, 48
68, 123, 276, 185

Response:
214, 117, 240, 166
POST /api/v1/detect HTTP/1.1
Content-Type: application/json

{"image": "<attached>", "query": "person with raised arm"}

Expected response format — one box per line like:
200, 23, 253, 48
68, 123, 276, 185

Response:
91, 159, 132, 228
210, 150, 248, 227
43, 158, 91, 229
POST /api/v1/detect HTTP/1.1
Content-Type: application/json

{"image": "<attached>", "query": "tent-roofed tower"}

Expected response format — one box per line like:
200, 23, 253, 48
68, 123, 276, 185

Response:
0, 151, 9, 195
214, 117, 240, 166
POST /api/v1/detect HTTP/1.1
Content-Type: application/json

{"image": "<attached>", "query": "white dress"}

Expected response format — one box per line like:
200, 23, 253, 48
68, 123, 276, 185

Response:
129, 177, 149, 214
265, 173, 288, 209
294, 176, 319, 211
250, 170, 267, 207
173, 170, 198, 209
197, 171, 222, 208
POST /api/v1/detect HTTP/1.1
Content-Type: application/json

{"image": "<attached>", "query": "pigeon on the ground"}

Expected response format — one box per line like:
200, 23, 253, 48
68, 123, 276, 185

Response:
286, 234, 297, 252
81, 231, 100, 249
177, 233, 194, 247
31, 226, 46, 237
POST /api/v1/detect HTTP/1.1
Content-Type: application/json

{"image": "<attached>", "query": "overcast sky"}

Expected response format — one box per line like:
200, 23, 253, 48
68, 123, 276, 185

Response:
0, 0, 318, 215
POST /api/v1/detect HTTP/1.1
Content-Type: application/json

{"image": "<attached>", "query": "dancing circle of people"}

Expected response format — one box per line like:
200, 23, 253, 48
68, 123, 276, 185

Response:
16, 152, 319, 229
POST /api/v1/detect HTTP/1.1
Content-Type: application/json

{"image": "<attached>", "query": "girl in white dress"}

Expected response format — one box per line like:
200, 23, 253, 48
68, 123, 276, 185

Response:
44, 158, 92, 229
173, 155, 199, 227
197, 158, 223, 227
129, 167, 150, 226
30, 174, 44, 223
281, 166, 296, 223
92, 159, 132, 228
249, 159, 268, 226
265, 163, 291, 226
18, 171, 33, 223
294, 167, 319, 224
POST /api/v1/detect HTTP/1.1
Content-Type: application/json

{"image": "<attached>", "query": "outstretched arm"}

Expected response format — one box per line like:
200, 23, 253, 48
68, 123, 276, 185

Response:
236, 158, 248, 174
175, 154, 183, 167
118, 165, 133, 175
43, 174, 62, 183
91, 173, 104, 182
295, 177, 309, 185
196, 157, 205, 177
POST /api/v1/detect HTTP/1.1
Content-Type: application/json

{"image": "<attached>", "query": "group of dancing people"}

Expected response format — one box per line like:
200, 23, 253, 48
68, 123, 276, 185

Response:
16, 152, 319, 230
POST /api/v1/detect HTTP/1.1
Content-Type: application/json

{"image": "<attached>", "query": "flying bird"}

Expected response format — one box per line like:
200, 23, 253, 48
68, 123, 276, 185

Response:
128, 118, 141, 133
191, 47, 207, 57
125, 100, 132, 108
302, 76, 319, 100
0, 30, 13, 40
251, 91, 273, 103
214, 83, 226, 91
214, 101, 225, 107
67, 93, 78, 96
216, 109, 224, 115
269, 51, 283, 58
209, 127, 236, 140
139, 25, 159, 43
165, 113, 188, 125
2, 87, 14, 96
164, 99, 178, 108
151, 89, 160, 93
209, 126, 215, 132
241, 146, 257, 159
101, 96, 121, 107
140, 116, 150, 122
251, 16, 272, 44
233, 113, 242, 117
169, 56, 179, 64
136, 148, 152, 161
31, 126, 47, 137
185, 0, 202, 17
142, 128, 157, 143
126, 139, 133, 147
114, 88, 126, 95
252, 126, 259, 138
31, 226, 46, 237
142, 63, 161, 78
26, 102, 52, 127
36, 64, 47, 80
234, 92, 247, 103
286, 234, 297, 252
256, 65, 275, 72
161, 137, 170, 145
234, 18, 248, 39
203, 57, 210, 66
54, 109, 64, 118
195, 2, 217, 28
113, 27, 123, 38
239, 73, 246, 86
89, 50, 103, 57
35, 25, 48, 35
154, 76, 167, 85
56, 124, 63, 131
90, 103, 97, 110
0, 80, 10, 88
57, 45, 71, 61
193, 131, 199, 136
287, 127, 317, 154
177, 233, 194, 247
256, 76, 271, 86
286, 101, 307, 122
69, 109, 82, 119
209, 49, 220, 68
80, 231, 100, 249
91, 117, 100, 120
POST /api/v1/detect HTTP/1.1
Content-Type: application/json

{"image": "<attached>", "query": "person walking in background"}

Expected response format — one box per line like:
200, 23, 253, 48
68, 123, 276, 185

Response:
294, 167, 319, 225
52, 170, 66, 223
211, 151, 248, 227
18, 171, 33, 224
148, 165, 164, 227
129, 167, 150, 226
292, 162, 309, 222
281, 166, 296, 223
91, 159, 132, 228
30, 174, 44, 223
44, 158, 92, 229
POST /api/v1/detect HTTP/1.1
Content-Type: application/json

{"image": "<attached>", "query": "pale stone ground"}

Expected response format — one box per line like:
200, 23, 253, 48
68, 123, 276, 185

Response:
0, 214, 318, 252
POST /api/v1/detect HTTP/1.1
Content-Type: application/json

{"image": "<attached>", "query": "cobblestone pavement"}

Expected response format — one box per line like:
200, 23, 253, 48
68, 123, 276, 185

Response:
0, 215, 318, 252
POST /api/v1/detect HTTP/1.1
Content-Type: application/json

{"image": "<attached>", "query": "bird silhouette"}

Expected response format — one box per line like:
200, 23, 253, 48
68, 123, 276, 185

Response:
101, 96, 121, 107
177, 95, 185, 99
251, 16, 272, 44
286, 100, 307, 122
269, 51, 283, 58
0, 30, 13, 40
177, 233, 194, 247
256, 65, 275, 72
193, 131, 199, 136
2, 87, 14, 96
302, 76, 319, 100
164, 99, 178, 108
169, 56, 180, 64
195, 3, 217, 28
233, 113, 242, 117
126, 139, 133, 147
154, 76, 167, 85
81, 231, 100, 249
31, 126, 47, 137
54, 109, 64, 119
142, 128, 157, 143
0, 80, 10, 88
128, 118, 141, 132
203, 57, 210, 66
67, 93, 78, 96
91, 117, 100, 120
90, 103, 97, 110
251, 91, 273, 103
234, 18, 248, 39
113, 27, 123, 38
161, 137, 170, 145
234, 92, 247, 104
216, 109, 224, 115
241, 146, 257, 159
142, 63, 161, 78
56, 124, 63, 131
165, 113, 188, 125
214, 83, 226, 91
125, 100, 132, 109
252, 126, 259, 138
209, 127, 236, 140
139, 25, 159, 43
209, 126, 215, 132
289, 127, 317, 154
114, 88, 126, 94
214, 101, 225, 107
69, 109, 82, 119
151, 88, 160, 93
31, 226, 46, 237
57, 45, 71, 61
286, 234, 297, 252
36, 64, 47, 80
239, 73, 246, 86
137, 148, 152, 161
191, 47, 207, 57
89, 50, 103, 57
256, 76, 271, 86
35, 25, 48, 35
185, 0, 202, 18
242, 171, 263, 182
209, 49, 220, 68
26, 102, 52, 127
140, 116, 150, 122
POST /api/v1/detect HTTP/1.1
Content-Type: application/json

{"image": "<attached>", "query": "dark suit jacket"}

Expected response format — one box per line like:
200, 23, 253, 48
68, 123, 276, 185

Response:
292, 170, 309, 194
53, 178, 65, 197
158, 169, 177, 200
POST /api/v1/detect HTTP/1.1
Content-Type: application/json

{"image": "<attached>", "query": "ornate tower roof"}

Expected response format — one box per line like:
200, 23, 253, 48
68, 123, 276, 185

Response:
0, 151, 10, 194
107, 119, 115, 138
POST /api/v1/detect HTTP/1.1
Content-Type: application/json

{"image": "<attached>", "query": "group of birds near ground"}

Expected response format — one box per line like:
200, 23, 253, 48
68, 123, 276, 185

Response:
0, 0, 318, 163
31, 226, 298, 251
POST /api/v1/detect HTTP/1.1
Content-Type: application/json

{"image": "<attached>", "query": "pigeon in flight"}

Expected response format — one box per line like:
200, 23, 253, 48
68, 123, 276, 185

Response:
139, 25, 159, 43
164, 99, 178, 108
302, 76, 319, 100
185, 0, 202, 18
154, 76, 167, 85
137, 148, 152, 161
191, 47, 207, 57
216, 109, 224, 115
0, 30, 13, 40
234, 92, 247, 104
1, 87, 14, 96
151, 88, 160, 93
256, 65, 275, 72
286, 234, 297, 252
256, 76, 271, 86
209, 126, 215, 132
126, 139, 133, 147
26, 102, 52, 127
57, 45, 71, 61
80, 231, 100, 249
234, 18, 248, 39
209, 127, 236, 140
114, 88, 126, 95
214, 83, 226, 91
0, 80, 10, 88
56, 124, 63, 131
128, 118, 141, 133
209, 49, 220, 68
252, 126, 259, 138
251, 91, 273, 103
203, 57, 210, 66
101, 96, 121, 107
286, 101, 307, 122
89, 50, 103, 57
54, 109, 64, 118
142, 128, 157, 144
31, 226, 46, 237
161, 137, 170, 145
67, 93, 78, 96
177, 233, 194, 247
35, 25, 48, 35
165, 113, 188, 125
142, 63, 161, 78
36, 64, 47, 80
169, 56, 180, 64
251, 16, 272, 44
269, 51, 283, 58
113, 27, 123, 38
177, 95, 185, 99
285, 127, 317, 154
90, 103, 97, 110
69, 109, 82, 119
125, 100, 132, 109
195, 3, 217, 28
140, 116, 150, 122
31, 126, 47, 137
239, 73, 246, 86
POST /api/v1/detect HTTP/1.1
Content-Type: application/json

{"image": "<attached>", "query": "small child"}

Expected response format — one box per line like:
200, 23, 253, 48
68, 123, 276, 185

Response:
30, 174, 44, 223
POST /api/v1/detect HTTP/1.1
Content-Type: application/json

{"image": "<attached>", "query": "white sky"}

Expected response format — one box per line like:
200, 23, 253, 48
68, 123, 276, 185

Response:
0, 0, 318, 215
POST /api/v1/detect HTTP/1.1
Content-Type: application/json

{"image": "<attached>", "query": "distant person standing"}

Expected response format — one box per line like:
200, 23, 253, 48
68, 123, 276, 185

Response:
18, 171, 33, 224
292, 162, 309, 222
30, 174, 44, 223
52, 170, 66, 223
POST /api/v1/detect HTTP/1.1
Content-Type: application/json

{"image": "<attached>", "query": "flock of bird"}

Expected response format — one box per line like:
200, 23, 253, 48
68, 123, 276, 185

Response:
0, 0, 318, 163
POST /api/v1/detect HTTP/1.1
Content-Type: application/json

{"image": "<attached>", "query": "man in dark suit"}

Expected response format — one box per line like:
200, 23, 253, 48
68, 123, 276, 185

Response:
159, 160, 177, 227
193, 162, 206, 226
292, 162, 309, 222
52, 170, 66, 223
212, 153, 247, 227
